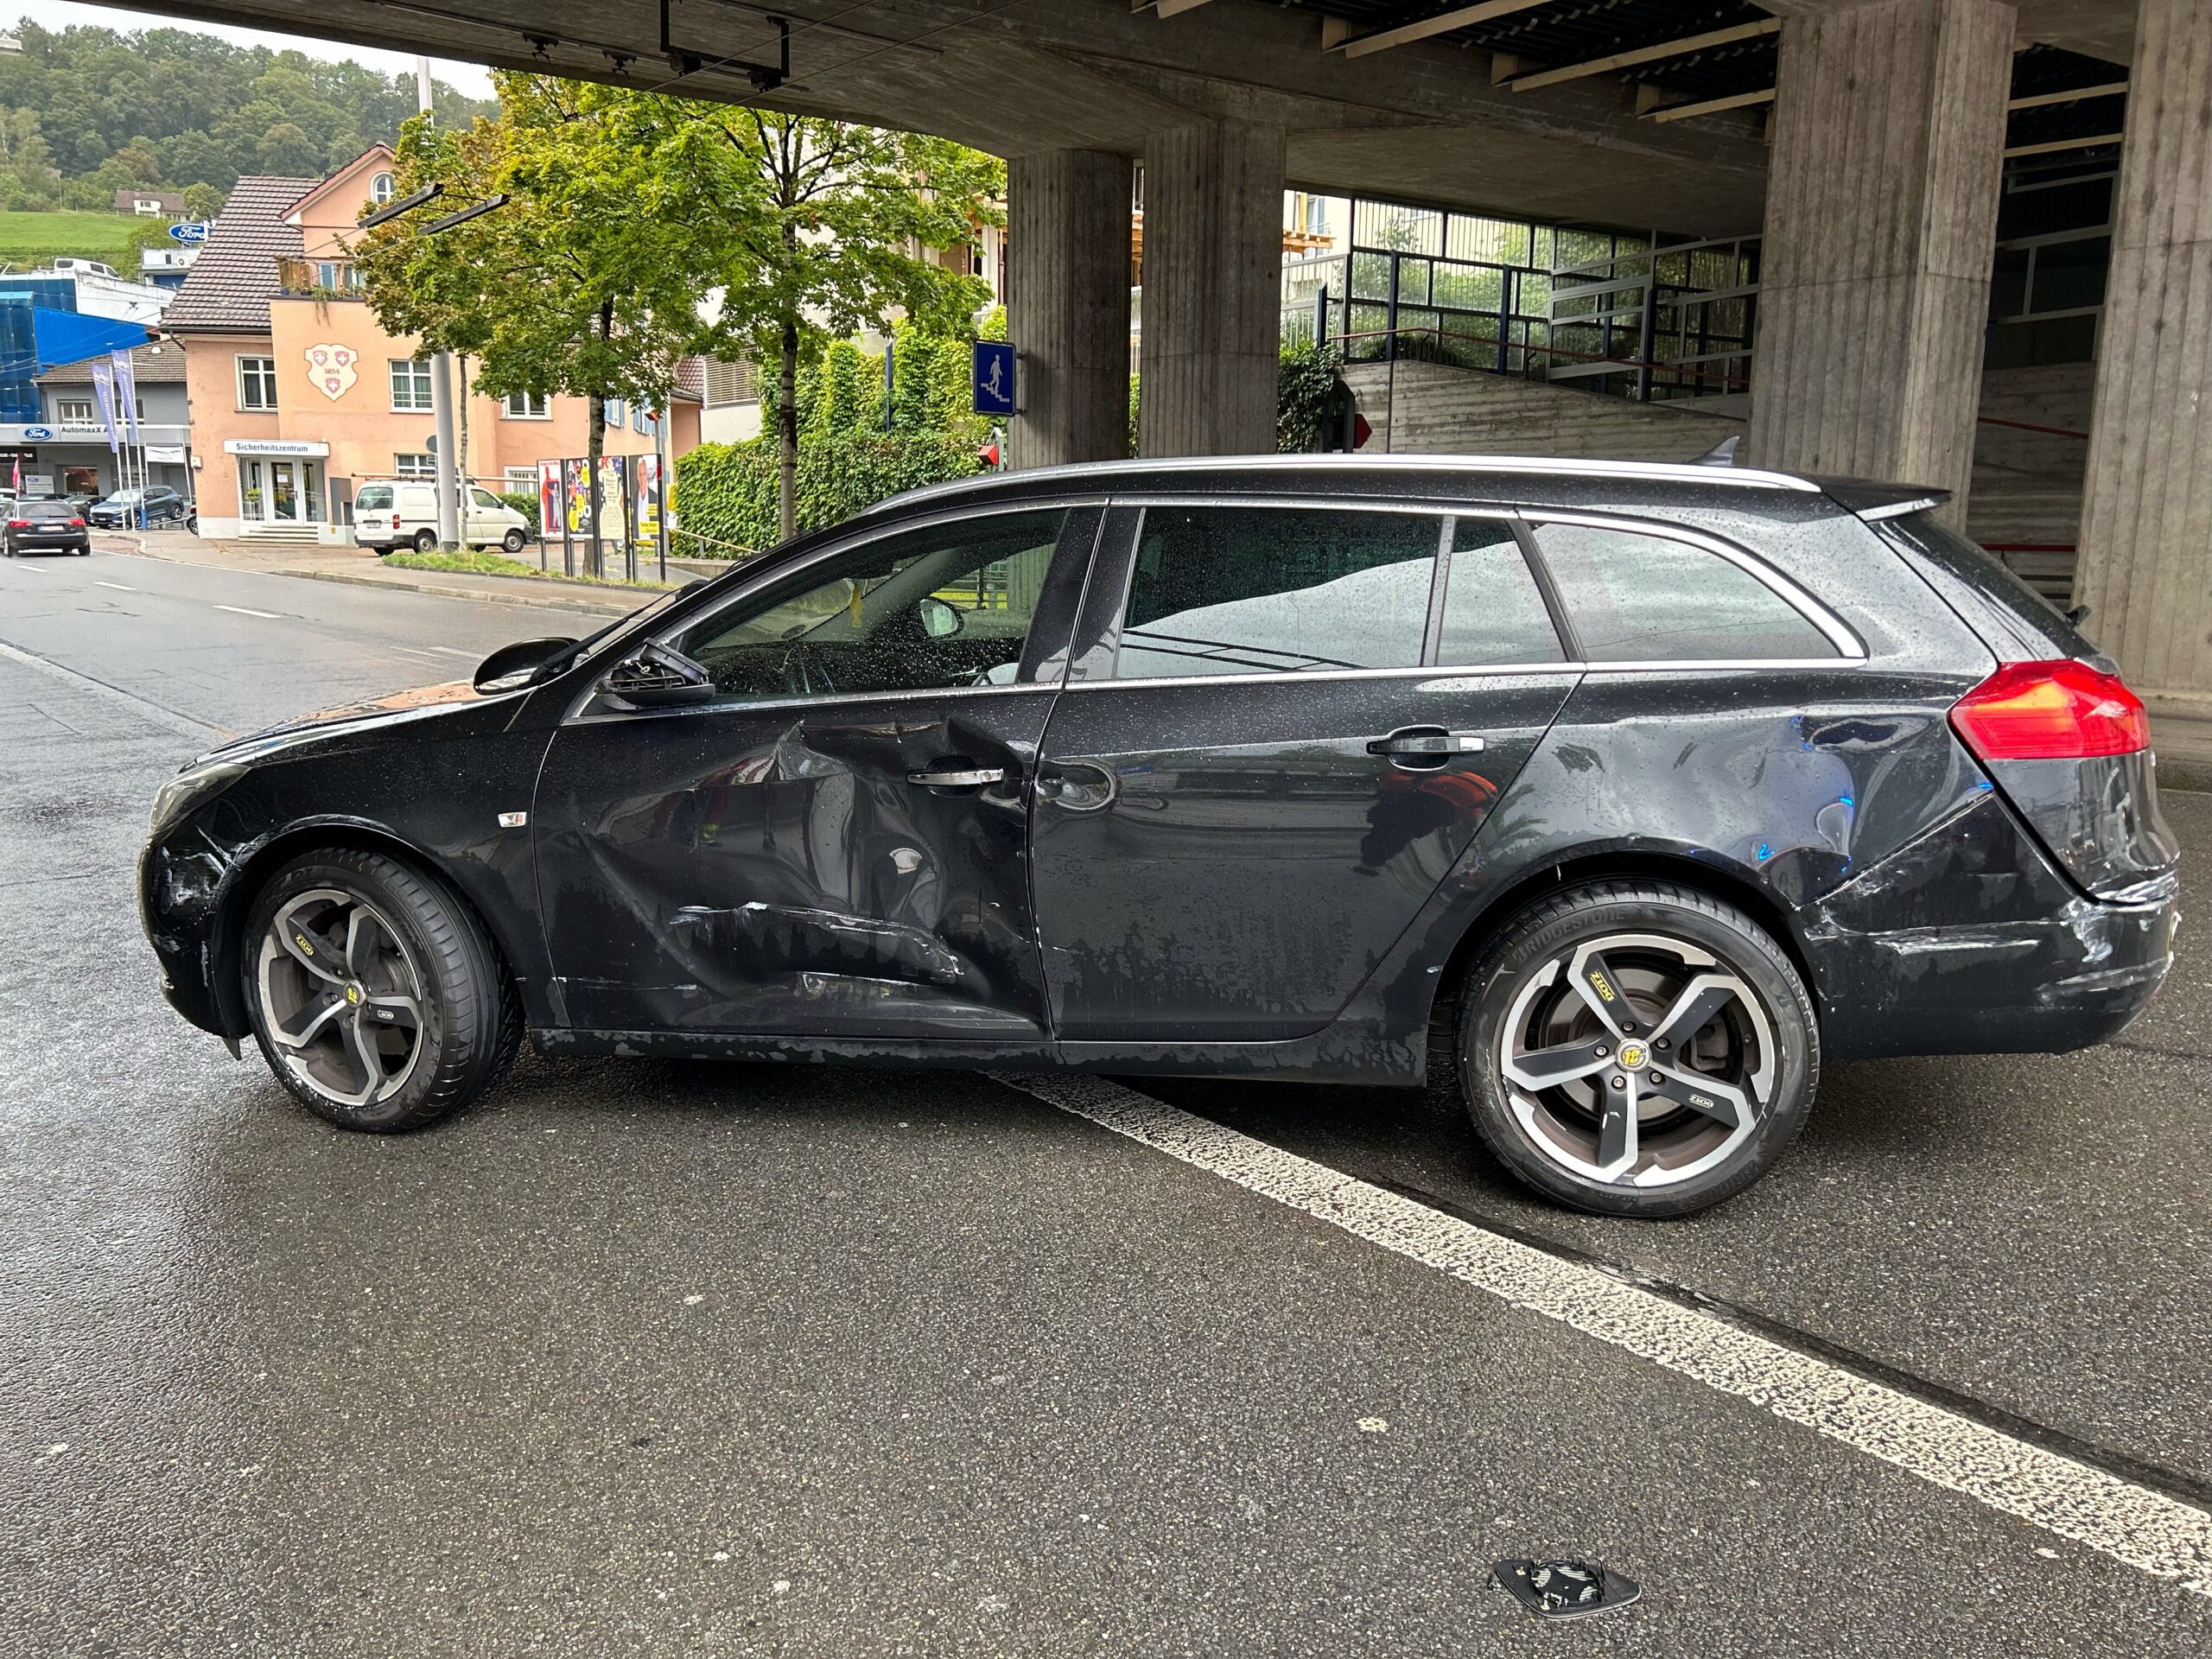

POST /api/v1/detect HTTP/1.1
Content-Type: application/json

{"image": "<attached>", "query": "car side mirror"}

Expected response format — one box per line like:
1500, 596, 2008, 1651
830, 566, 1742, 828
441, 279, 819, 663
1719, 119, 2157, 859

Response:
601, 642, 715, 710
919, 596, 964, 639
474, 636, 578, 693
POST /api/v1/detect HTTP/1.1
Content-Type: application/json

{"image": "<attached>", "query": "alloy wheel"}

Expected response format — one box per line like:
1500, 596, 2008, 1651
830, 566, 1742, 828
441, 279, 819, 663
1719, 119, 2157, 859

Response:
256, 887, 428, 1109
1497, 931, 1774, 1190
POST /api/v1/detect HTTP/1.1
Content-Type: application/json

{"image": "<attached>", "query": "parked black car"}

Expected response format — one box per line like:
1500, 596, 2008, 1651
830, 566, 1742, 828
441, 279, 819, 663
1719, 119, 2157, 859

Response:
3, 497, 90, 556
138, 456, 2179, 1216
88, 485, 188, 528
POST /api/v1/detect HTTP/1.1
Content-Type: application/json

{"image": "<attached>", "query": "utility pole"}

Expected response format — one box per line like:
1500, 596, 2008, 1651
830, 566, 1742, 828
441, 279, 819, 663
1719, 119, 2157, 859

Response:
417, 56, 461, 553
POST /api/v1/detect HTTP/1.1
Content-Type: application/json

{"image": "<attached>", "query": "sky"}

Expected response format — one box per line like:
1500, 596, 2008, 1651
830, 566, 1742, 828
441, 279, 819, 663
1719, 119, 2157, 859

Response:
15, 2, 497, 98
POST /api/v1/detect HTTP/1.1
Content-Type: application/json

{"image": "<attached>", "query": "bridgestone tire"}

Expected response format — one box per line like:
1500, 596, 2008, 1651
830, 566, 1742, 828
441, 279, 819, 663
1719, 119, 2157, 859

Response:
1457, 880, 1819, 1219
243, 847, 517, 1132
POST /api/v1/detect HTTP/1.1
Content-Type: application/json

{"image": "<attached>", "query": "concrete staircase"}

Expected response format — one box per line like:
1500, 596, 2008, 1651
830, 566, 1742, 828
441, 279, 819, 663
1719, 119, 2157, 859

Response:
238, 522, 323, 545
1342, 359, 2092, 602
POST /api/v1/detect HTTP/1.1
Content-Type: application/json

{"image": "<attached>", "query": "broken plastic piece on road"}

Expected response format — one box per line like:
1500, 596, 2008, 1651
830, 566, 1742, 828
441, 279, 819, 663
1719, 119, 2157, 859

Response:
1495, 1558, 1643, 1621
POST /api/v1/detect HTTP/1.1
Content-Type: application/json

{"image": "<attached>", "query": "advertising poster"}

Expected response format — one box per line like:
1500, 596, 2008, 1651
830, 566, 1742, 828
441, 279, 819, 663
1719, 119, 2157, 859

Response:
633, 453, 663, 548
596, 454, 630, 550
537, 460, 561, 545
563, 459, 590, 537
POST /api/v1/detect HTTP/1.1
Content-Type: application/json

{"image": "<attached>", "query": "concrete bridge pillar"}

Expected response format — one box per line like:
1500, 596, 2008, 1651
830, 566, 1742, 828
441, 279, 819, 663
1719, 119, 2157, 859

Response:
1006, 149, 1134, 471
1745, 0, 2014, 522
2071, 0, 2212, 702
1138, 118, 1285, 457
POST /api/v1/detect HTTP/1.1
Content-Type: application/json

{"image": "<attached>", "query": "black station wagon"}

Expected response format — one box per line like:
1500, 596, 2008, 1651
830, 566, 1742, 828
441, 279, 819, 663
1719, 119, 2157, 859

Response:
139, 456, 2180, 1217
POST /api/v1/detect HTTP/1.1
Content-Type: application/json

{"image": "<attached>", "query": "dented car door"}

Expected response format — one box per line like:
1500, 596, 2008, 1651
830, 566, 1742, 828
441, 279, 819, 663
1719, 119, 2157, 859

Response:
531, 505, 1098, 1040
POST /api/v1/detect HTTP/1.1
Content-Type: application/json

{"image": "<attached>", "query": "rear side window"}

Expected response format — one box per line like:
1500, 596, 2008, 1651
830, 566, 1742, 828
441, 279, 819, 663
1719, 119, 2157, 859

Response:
1878, 511, 2090, 660
1115, 506, 1438, 678
1528, 521, 1838, 662
354, 486, 391, 512
1437, 518, 1564, 666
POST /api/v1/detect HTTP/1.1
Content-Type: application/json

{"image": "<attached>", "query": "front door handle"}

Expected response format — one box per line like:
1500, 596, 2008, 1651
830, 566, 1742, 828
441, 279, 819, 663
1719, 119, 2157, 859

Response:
906, 765, 1007, 788
1366, 728, 1486, 757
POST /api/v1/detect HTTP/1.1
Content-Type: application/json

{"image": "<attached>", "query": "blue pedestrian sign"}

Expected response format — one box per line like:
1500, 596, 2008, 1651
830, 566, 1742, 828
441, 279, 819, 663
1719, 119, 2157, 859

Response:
168, 220, 210, 245
971, 340, 1015, 416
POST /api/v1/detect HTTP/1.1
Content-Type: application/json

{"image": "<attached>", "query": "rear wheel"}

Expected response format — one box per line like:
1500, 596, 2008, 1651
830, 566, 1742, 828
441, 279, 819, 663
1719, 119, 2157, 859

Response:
1457, 880, 1817, 1218
242, 848, 518, 1131
412, 528, 437, 553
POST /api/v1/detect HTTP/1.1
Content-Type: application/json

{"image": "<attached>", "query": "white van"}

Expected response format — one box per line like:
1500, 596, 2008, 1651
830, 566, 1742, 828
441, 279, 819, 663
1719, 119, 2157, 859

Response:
353, 480, 531, 556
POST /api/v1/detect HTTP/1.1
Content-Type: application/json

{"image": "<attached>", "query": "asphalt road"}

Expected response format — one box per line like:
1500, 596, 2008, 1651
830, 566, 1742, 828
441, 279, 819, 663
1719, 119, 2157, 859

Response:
3, 544, 2209, 1657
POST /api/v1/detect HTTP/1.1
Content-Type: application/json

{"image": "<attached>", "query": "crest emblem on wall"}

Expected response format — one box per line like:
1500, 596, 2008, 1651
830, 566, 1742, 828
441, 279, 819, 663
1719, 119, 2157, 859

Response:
304, 343, 358, 401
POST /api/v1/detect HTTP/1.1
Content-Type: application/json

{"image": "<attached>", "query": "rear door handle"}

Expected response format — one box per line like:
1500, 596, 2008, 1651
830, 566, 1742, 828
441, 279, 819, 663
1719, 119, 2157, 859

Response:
906, 765, 1007, 787
1367, 728, 1485, 756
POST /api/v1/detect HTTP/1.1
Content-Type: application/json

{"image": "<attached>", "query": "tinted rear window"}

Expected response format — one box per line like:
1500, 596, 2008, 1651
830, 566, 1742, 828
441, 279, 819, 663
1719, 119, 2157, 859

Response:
354, 486, 392, 512
20, 500, 75, 519
1877, 511, 2091, 660
1527, 521, 1839, 662
1116, 506, 1438, 678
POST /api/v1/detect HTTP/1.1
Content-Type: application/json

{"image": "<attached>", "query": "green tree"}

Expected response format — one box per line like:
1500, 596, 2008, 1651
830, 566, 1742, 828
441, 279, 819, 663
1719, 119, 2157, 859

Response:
181, 181, 225, 221
673, 111, 1001, 540
356, 76, 708, 577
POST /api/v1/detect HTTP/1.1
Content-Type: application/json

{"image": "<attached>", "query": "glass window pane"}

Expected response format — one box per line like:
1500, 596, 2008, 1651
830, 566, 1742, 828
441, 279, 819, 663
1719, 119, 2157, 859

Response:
673, 509, 1066, 703
1438, 520, 1562, 666
1114, 507, 1437, 680
1529, 523, 1837, 662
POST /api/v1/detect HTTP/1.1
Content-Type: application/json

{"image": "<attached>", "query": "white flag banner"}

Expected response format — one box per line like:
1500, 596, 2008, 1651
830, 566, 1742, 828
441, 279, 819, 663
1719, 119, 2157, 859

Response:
88, 361, 122, 454
110, 349, 142, 447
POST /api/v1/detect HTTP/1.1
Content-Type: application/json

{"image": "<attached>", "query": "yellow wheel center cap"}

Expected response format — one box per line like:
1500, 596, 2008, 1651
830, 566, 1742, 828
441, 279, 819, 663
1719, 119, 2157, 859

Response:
345, 983, 363, 1006
1618, 1042, 1646, 1070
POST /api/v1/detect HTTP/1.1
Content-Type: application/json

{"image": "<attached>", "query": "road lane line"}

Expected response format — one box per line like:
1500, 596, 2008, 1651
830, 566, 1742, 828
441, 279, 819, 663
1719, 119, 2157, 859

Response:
95, 581, 136, 592
0, 639, 231, 741
427, 646, 478, 658
213, 604, 281, 619
1000, 1072, 2212, 1596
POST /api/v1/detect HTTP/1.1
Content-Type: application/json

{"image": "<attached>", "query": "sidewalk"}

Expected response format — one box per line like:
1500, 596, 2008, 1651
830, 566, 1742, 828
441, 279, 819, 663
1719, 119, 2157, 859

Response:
105, 530, 734, 620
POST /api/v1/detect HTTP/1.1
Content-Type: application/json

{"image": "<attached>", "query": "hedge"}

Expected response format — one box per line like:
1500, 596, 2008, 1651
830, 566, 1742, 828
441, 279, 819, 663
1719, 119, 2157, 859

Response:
674, 429, 985, 556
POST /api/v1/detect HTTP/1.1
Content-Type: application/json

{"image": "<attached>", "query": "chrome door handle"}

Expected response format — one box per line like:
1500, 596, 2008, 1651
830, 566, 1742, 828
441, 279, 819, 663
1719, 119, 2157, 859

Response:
1367, 729, 1485, 756
906, 766, 1007, 787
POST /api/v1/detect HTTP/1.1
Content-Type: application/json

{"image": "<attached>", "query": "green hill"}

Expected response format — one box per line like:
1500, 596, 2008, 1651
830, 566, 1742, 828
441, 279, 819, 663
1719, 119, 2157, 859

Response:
0, 209, 145, 267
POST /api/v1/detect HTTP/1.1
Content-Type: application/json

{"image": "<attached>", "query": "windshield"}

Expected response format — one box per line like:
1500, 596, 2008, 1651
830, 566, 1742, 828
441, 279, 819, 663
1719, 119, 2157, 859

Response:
105, 489, 143, 504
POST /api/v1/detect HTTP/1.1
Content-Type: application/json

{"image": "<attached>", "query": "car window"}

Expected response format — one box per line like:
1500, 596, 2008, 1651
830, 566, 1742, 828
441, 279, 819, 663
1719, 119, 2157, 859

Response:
671, 508, 1067, 705
355, 486, 391, 512
470, 487, 501, 509
1437, 518, 1564, 665
1114, 506, 1439, 679
1527, 521, 1838, 662
21, 500, 75, 520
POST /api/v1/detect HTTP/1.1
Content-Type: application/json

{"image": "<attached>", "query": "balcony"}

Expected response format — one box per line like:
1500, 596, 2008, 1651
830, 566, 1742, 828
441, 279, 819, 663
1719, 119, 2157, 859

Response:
275, 257, 364, 300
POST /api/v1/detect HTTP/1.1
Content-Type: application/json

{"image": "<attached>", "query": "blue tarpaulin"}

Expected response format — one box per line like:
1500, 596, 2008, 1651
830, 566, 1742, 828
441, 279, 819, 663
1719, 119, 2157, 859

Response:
0, 302, 151, 421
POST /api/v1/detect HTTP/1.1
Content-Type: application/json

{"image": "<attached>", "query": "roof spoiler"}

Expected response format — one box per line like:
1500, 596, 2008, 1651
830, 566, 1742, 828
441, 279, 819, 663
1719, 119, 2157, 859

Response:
1815, 476, 1955, 520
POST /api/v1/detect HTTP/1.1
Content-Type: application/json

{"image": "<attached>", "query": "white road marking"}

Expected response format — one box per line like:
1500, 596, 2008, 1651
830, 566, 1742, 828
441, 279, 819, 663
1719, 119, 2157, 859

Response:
94, 581, 135, 592
1001, 1072, 2212, 1597
0, 639, 230, 741
212, 605, 281, 619
391, 646, 438, 659
426, 645, 478, 658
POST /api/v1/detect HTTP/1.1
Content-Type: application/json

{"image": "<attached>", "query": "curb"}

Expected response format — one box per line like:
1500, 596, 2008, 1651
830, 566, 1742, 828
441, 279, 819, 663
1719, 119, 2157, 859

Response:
270, 566, 641, 617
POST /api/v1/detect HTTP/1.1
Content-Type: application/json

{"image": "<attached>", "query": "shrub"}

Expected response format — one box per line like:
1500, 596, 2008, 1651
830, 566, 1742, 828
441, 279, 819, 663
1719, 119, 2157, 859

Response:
675, 429, 986, 556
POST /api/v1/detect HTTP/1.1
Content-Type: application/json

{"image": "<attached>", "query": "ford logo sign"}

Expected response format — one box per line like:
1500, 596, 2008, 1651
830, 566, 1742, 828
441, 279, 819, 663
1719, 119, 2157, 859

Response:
21, 425, 51, 440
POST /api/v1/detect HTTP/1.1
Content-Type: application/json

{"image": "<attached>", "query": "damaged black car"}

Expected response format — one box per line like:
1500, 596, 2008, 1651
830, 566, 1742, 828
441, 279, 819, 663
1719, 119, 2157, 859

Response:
138, 455, 2180, 1217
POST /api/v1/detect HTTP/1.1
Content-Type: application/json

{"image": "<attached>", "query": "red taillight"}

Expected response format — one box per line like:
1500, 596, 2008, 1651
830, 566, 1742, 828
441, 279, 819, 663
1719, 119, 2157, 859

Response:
67, 518, 82, 527
1950, 659, 2149, 760
6, 518, 26, 529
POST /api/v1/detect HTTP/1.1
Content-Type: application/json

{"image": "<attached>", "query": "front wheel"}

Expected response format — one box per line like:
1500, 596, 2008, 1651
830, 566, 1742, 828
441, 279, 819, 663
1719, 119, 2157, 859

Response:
242, 848, 520, 1131
1457, 880, 1818, 1218
502, 528, 527, 555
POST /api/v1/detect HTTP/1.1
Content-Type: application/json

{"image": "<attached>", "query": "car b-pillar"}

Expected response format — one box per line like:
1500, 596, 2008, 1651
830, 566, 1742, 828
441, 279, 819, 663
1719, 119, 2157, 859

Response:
1138, 118, 1287, 457
1745, 0, 2014, 524
1007, 150, 1135, 470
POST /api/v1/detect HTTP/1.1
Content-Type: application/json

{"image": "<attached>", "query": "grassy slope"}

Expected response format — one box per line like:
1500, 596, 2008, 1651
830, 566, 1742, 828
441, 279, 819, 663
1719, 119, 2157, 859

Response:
0, 211, 144, 266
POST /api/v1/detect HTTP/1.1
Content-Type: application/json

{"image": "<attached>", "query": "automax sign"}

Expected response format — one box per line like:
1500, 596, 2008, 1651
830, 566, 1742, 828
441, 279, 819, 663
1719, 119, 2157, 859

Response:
223, 438, 330, 457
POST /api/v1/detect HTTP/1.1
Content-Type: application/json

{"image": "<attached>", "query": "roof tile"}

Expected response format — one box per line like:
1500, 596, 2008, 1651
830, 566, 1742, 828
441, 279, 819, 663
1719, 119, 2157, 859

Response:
161, 175, 318, 334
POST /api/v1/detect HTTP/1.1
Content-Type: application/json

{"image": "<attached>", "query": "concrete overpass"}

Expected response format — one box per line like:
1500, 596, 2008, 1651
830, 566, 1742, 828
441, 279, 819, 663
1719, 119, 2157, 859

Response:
104, 1, 2212, 707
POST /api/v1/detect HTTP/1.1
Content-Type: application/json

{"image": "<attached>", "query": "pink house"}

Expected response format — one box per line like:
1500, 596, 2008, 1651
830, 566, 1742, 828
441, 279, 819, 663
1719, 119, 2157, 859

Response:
168, 146, 702, 542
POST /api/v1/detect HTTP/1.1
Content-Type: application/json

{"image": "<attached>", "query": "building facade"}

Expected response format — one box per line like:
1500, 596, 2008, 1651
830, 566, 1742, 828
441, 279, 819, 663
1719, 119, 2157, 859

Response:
166, 148, 700, 542
19, 342, 192, 499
